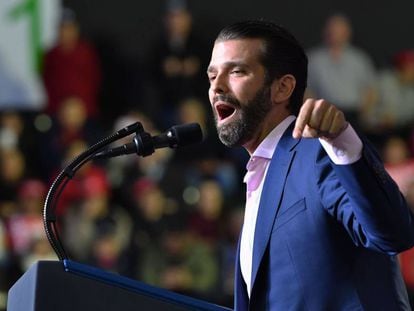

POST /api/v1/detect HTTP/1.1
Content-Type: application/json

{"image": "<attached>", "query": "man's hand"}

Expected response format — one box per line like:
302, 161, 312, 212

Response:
293, 99, 348, 140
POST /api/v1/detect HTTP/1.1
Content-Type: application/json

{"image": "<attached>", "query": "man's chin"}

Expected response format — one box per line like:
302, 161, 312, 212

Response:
218, 136, 240, 148
217, 123, 246, 147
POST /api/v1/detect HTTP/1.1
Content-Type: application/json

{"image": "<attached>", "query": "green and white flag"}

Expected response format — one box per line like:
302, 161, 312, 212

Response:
0, 0, 61, 110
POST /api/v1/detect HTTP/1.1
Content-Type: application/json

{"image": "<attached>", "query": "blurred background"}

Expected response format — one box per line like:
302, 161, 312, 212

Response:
1, 0, 414, 309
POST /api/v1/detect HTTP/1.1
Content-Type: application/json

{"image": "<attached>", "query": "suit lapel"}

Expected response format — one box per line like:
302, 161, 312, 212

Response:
250, 124, 299, 291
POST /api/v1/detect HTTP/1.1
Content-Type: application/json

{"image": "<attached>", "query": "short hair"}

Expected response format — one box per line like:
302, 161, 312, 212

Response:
215, 20, 308, 115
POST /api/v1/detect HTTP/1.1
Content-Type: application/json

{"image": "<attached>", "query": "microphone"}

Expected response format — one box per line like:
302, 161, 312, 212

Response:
94, 123, 203, 159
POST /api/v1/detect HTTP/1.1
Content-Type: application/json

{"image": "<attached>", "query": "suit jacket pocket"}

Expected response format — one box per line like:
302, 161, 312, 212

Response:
272, 198, 306, 231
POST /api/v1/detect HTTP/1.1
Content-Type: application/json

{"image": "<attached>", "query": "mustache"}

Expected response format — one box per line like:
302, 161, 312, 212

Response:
213, 94, 240, 107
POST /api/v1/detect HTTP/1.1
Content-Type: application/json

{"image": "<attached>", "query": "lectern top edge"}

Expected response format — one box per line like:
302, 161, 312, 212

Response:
63, 260, 232, 311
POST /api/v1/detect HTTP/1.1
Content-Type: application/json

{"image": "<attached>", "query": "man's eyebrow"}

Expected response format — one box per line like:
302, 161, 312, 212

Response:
207, 61, 249, 74
207, 66, 216, 74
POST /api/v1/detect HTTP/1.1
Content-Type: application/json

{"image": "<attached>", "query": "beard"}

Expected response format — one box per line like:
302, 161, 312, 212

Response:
213, 85, 272, 147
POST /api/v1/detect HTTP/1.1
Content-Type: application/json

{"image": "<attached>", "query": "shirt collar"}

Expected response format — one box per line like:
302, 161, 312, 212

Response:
251, 115, 296, 160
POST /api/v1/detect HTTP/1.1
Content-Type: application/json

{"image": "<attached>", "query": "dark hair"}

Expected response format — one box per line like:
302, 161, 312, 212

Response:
216, 20, 308, 115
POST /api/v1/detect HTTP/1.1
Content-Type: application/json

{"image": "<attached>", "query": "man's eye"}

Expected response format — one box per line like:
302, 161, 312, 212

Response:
231, 70, 244, 75
208, 75, 216, 82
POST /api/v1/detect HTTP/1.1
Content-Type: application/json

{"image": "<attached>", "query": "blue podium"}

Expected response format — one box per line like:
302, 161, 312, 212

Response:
7, 260, 232, 311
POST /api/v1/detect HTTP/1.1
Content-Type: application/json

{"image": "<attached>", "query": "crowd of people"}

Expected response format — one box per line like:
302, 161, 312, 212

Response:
0, 3, 413, 310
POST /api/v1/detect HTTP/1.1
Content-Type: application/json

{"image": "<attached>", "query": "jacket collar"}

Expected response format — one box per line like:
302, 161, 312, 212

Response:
249, 122, 300, 292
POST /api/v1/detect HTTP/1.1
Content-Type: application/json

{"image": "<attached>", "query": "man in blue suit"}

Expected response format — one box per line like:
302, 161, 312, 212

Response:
207, 20, 414, 310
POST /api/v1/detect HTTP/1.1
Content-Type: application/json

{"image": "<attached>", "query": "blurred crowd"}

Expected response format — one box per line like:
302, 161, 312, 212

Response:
0, 2, 414, 310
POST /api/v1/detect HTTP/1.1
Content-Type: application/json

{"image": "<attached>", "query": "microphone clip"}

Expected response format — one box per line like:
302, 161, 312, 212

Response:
94, 122, 202, 160
133, 129, 154, 157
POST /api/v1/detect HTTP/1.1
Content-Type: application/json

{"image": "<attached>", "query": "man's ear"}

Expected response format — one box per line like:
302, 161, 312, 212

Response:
270, 74, 296, 104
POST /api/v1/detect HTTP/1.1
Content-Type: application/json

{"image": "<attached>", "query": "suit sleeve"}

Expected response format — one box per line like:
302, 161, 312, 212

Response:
316, 139, 414, 255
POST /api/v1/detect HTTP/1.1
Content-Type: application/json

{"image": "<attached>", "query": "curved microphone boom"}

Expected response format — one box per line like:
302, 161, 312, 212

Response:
43, 121, 201, 261
94, 123, 203, 159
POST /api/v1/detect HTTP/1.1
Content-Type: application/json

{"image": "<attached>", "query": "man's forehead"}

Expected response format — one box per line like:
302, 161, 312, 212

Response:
213, 38, 264, 53
209, 38, 264, 65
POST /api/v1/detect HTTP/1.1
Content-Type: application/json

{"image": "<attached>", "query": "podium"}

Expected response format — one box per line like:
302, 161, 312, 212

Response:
7, 260, 232, 311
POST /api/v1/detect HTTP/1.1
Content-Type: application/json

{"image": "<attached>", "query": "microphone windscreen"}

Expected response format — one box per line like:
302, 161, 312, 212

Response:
170, 123, 203, 147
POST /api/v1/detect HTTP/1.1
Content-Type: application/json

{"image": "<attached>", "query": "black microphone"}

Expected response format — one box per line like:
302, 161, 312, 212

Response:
94, 123, 203, 159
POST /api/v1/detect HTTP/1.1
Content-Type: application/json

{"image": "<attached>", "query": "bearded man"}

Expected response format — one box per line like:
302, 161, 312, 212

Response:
207, 20, 414, 310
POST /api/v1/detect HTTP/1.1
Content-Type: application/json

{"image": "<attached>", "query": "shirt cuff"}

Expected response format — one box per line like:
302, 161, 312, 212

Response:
319, 124, 363, 165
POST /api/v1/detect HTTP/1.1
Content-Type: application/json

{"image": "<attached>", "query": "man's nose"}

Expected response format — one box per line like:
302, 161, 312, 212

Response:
210, 73, 229, 94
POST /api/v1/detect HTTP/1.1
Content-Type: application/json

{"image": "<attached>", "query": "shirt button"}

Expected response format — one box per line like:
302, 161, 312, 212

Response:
336, 150, 345, 157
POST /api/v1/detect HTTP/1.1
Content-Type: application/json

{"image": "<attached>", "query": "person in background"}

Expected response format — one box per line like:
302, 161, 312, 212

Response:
383, 135, 414, 196
106, 110, 161, 190
123, 177, 175, 279
0, 112, 40, 177
216, 207, 244, 307
188, 178, 225, 245
43, 8, 101, 119
6, 179, 56, 270
0, 148, 27, 219
62, 144, 132, 266
140, 220, 219, 300
371, 50, 414, 136
307, 13, 377, 130
39, 96, 103, 180
148, 0, 208, 128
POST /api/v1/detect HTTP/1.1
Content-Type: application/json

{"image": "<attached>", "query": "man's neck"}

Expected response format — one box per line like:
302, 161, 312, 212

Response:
243, 110, 292, 155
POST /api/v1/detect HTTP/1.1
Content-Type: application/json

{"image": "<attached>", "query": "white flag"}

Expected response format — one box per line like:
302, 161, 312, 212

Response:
0, 0, 61, 110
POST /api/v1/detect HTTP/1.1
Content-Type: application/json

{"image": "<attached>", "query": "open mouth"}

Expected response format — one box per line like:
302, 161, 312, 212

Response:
215, 102, 237, 122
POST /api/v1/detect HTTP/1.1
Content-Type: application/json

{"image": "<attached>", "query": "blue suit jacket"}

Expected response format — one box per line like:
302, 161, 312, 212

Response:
234, 125, 414, 310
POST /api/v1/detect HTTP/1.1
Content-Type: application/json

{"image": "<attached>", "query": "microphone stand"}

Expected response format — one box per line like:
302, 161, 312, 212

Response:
43, 121, 147, 260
